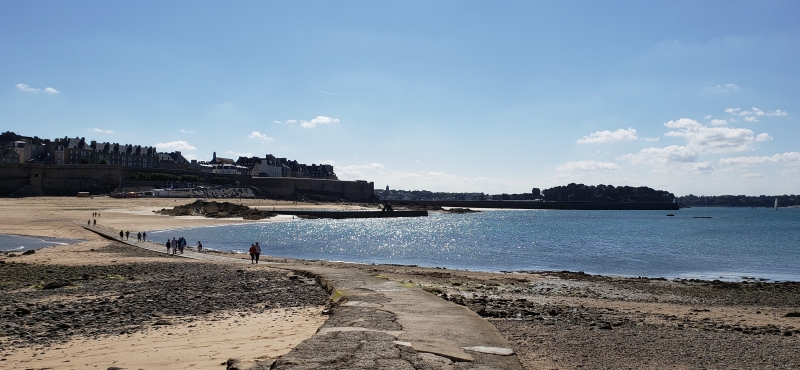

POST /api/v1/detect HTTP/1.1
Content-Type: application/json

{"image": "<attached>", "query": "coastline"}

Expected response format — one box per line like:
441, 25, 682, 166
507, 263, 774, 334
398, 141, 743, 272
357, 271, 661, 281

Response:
1, 197, 799, 369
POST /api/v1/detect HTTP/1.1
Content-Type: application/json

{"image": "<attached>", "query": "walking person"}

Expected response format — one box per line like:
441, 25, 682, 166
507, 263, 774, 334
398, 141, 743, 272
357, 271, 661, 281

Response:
125, 231, 130, 240
254, 242, 261, 264
142, 231, 146, 241
93, 219, 96, 226
88, 220, 91, 226
137, 232, 141, 242
119, 230, 124, 240
172, 238, 178, 255
249, 244, 256, 264
197, 241, 203, 252
166, 239, 171, 254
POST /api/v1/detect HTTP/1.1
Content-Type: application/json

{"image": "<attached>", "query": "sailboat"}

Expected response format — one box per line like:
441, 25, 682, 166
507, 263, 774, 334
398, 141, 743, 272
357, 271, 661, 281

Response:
773, 198, 779, 211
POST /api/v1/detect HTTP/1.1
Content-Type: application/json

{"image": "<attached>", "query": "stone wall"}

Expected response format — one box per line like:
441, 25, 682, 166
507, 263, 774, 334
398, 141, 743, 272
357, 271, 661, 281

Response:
0, 163, 374, 201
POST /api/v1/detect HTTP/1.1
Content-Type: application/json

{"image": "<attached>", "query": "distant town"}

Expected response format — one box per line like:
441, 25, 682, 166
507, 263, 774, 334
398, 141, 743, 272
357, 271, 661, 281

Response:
0, 131, 336, 180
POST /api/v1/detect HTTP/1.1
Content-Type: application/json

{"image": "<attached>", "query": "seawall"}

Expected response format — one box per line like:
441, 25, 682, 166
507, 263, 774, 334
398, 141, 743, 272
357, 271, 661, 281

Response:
394, 200, 680, 211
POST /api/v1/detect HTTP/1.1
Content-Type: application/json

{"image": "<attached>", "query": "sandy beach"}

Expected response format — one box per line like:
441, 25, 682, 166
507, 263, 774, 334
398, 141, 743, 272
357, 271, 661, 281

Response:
2, 196, 800, 369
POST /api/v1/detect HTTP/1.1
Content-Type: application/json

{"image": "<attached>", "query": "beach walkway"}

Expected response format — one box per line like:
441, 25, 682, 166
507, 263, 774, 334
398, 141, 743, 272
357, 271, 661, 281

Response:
82, 225, 523, 369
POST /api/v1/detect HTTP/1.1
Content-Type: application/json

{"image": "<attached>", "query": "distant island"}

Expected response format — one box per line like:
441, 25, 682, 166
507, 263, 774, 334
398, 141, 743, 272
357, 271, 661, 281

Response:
676, 194, 800, 208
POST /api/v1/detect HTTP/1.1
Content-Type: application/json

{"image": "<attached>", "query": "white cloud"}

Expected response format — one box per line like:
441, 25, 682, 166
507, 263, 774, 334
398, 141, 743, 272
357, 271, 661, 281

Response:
275, 116, 339, 129
180, 129, 194, 134
301, 116, 339, 129
743, 116, 759, 122
576, 128, 638, 144
710, 119, 727, 126
705, 84, 739, 93
742, 173, 765, 178
16, 83, 60, 94
248, 131, 274, 141
556, 160, 621, 171
341, 163, 386, 171
718, 152, 800, 166
766, 109, 788, 117
620, 145, 698, 164
691, 162, 714, 173
88, 128, 113, 134
663, 118, 755, 154
724, 106, 787, 121
755, 133, 772, 142
226, 151, 253, 158
320, 91, 337, 96
724, 107, 741, 114
154, 140, 197, 151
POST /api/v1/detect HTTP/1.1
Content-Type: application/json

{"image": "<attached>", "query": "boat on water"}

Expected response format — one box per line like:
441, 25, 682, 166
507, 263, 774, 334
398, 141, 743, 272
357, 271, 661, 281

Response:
773, 198, 779, 211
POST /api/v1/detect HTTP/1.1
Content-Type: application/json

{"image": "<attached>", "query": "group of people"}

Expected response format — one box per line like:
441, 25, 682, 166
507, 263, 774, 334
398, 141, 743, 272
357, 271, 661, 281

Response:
249, 242, 261, 264
165, 237, 204, 255
118, 230, 147, 242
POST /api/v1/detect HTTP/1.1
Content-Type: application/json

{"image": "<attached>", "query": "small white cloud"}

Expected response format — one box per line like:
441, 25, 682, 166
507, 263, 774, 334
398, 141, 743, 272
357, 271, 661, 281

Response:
719, 152, 800, 166
88, 128, 113, 134
704, 115, 713, 119
556, 160, 621, 171
742, 173, 765, 178
301, 116, 339, 129
755, 133, 772, 142
275, 116, 339, 129
248, 131, 274, 141
341, 163, 385, 171
641, 137, 660, 142
724, 108, 741, 114
743, 116, 759, 122
766, 109, 788, 117
155, 140, 197, 151
320, 91, 337, 96
576, 128, 638, 144
180, 129, 194, 134
273, 121, 282, 124
226, 151, 253, 158
620, 145, 698, 164
705, 84, 739, 93
16, 83, 60, 94
710, 119, 727, 126
691, 162, 714, 173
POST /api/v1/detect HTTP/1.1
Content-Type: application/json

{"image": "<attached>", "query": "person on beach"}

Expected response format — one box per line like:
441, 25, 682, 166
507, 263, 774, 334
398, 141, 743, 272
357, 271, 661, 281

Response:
137, 232, 141, 242
142, 231, 146, 241
179, 237, 185, 254
254, 242, 261, 264
125, 231, 130, 240
119, 230, 124, 240
172, 237, 178, 255
249, 244, 256, 264
197, 241, 203, 252
93, 219, 96, 226
88, 220, 91, 226
166, 239, 171, 253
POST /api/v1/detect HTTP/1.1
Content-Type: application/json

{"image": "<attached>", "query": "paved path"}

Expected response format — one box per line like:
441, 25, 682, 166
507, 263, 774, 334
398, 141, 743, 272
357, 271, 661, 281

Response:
83, 225, 524, 369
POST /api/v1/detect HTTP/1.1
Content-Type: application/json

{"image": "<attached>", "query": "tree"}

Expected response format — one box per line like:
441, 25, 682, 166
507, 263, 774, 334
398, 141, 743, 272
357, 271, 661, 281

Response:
531, 188, 541, 198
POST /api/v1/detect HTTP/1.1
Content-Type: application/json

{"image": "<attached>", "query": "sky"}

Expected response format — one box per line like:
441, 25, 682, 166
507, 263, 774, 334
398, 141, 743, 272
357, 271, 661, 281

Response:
1, 1, 798, 196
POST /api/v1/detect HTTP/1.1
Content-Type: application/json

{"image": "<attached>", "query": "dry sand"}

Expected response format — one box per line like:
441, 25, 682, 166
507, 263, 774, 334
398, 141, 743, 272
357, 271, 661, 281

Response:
0, 197, 344, 369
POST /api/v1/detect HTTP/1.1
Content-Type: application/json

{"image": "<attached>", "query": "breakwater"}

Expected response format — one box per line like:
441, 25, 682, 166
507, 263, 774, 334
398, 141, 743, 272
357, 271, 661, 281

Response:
394, 200, 679, 211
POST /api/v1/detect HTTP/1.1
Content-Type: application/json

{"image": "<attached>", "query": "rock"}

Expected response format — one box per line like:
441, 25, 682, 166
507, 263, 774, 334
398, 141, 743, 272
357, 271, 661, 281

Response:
785, 312, 800, 317
226, 358, 243, 370
14, 307, 32, 316
42, 281, 71, 290
21, 250, 35, 255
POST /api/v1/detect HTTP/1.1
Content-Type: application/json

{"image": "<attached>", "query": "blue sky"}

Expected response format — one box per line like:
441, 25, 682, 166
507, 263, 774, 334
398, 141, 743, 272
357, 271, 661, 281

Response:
2, 1, 798, 195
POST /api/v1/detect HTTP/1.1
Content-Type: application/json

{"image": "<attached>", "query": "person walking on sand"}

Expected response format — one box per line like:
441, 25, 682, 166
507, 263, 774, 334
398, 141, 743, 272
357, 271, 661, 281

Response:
137, 232, 141, 242
172, 237, 178, 255
249, 244, 256, 264
197, 241, 203, 252
254, 242, 261, 264
142, 231, 146, 241
125, 231, 130, 240
88, 220, 91, 226
166, 239, 171, 254
119, 230, 124, 240
93, 219, 96, 226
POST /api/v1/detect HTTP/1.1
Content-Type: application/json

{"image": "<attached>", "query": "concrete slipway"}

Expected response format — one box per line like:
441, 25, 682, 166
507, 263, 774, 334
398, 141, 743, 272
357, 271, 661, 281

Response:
84, 225, 524, 369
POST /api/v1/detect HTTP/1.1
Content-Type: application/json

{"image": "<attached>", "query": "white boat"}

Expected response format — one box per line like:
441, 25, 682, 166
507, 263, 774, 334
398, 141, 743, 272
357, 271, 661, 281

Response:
773, 198, 778, 211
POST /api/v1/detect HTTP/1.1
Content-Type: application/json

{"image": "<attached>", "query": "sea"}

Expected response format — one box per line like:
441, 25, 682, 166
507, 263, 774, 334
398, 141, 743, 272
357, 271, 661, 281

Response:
0, 234, 81, 252
149, 207, 799, 282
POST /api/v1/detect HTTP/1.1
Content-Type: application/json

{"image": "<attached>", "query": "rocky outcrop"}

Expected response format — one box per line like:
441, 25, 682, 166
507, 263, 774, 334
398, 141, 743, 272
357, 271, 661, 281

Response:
156, 199, 277, 220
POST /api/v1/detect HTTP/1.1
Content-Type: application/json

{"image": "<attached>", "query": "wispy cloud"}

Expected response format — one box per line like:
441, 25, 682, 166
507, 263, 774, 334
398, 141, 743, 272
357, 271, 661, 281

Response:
320, 91, 337, 96
248, 131, 274, 141
275, 116, 339, 129
719, 152, 800, 166
88, 128, 113, 134
154, 140, 197, 151
16, 83, 60, 94
556, 160, 621, 171
226, 151, 253, 158
724, 106, 787, 122
755, 133, 772, 142
704, 83, 739, 93
180, 129, 194, 134
710, 119, 727, 126
577, 128, 639, 144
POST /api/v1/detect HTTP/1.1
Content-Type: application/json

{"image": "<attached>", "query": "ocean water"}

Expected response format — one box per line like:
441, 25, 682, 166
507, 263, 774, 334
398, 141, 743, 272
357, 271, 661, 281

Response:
0, 234, 81, 252
150, 207, 800, 281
